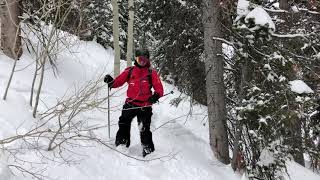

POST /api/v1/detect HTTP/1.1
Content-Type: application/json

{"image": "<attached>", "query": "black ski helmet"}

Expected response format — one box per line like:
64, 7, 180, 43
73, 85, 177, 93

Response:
135, 49, 150, 59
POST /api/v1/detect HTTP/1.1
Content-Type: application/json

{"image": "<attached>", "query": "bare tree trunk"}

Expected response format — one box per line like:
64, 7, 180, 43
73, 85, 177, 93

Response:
112, 0, 121, 76
33, 59, 45, 118
0, 0, 22, 59
203, 0, 230, 164
2, 58, 17, 100
30, 60, 39, 106
126, 0, 134, 67
1, 0, 22, 100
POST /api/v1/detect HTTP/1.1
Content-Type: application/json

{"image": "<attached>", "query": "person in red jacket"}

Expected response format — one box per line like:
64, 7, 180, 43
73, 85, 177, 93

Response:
104, 49, 164, 157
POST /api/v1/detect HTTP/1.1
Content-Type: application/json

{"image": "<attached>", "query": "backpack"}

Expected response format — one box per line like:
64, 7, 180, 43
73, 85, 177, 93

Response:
127, 66, 153, 90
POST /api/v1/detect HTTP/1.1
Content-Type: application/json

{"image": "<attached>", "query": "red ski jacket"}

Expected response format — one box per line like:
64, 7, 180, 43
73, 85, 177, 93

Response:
111, 65, 164, 107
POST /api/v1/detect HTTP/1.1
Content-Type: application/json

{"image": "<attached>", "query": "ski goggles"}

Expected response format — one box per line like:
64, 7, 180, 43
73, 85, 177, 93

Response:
136, 56, 149, 67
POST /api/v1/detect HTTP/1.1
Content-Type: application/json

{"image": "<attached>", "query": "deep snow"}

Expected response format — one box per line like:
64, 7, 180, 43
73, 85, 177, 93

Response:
289, 80, 314, 94
0, 36, 319, 180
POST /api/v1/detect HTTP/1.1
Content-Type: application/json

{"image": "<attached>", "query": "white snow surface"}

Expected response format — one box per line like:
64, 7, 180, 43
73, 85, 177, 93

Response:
289, 80, 314, 94
0, 35, 236, 179
237, 0, 251, 17
257, 148, 275, 166
284, 161, 320, 180
245, 6, 276, 31
0, 30, 319, 180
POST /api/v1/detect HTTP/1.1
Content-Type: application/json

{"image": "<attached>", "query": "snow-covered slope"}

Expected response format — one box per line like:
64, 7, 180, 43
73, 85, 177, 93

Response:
0, 39, 238, 180
0, 37, 319, 179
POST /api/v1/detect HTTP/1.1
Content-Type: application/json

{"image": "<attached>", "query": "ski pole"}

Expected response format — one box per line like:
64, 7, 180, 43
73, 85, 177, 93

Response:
162, 91, 174, 97
107, 87, 111, 139
153, 91, 174, 104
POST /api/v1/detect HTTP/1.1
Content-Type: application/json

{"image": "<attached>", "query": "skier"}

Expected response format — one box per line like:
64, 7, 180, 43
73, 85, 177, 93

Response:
104, 49, 164, 157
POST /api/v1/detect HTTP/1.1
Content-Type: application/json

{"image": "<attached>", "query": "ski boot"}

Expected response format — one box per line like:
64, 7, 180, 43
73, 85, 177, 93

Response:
142, 146, 154, 157
115, 138, 130, 148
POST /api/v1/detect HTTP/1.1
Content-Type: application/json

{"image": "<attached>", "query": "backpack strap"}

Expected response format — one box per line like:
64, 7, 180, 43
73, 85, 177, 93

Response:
127, 66, 134, 82
127, 66, 153, 90
148, 68, 153, 90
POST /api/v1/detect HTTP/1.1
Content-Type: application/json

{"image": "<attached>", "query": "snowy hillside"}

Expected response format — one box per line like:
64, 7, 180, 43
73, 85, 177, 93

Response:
0, 36, 319, 179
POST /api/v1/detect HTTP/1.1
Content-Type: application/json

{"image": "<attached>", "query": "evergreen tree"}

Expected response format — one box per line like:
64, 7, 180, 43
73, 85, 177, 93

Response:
140, 0, 207, 105
226, 0, 320, 178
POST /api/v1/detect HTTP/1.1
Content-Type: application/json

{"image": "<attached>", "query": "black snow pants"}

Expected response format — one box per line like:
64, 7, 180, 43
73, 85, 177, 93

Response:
115, 103, 154, 151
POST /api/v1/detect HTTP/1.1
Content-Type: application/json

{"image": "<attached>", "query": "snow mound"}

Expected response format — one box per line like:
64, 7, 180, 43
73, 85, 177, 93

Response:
245, 6, 276, 31
285, 161, 320, 180
237, 0, 251, 17
257, 148, 275, 166
289, 80, 314, 94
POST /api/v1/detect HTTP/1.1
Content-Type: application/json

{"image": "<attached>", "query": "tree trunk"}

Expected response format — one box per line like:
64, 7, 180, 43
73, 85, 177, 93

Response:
289, 64, 305, 166
203, 0, 230, 164
126, 0, 134, 67
231, 59, 250, 170
112, 0, 121, 76
292, 118, 305, 166
0, 0, 22, 59
33, 59, 45, 118
2, 58, 17, 100
30, 60, 39, 106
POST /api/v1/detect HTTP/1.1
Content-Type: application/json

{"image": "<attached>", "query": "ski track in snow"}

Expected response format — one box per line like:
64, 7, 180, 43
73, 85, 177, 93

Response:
0, 39, 319, 180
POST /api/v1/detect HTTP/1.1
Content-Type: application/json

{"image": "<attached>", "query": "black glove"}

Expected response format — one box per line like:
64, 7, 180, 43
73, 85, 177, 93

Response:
104, 74, 114, 88
148, 93, 160, 104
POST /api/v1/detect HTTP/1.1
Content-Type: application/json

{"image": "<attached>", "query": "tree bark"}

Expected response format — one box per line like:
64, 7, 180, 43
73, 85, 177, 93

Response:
112, 0, 121, 76
30, 60, 39, 106
2, 58, 17, 100
203, 0, 230, 164
126, 0, 134, 67
0, 0, 22, 59
231, 59, 250, 170
289, 64, 305, 167
292, 118, 305, 166
33, 59, 45, 118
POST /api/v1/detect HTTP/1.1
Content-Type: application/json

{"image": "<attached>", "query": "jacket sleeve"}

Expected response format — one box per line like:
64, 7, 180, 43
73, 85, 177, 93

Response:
112, 67, 130, 88
151, 70, 164, 97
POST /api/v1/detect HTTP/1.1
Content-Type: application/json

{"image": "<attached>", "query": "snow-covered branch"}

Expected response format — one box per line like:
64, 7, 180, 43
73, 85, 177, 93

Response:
212, 37, 235, 48
271, 33, 309, 38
